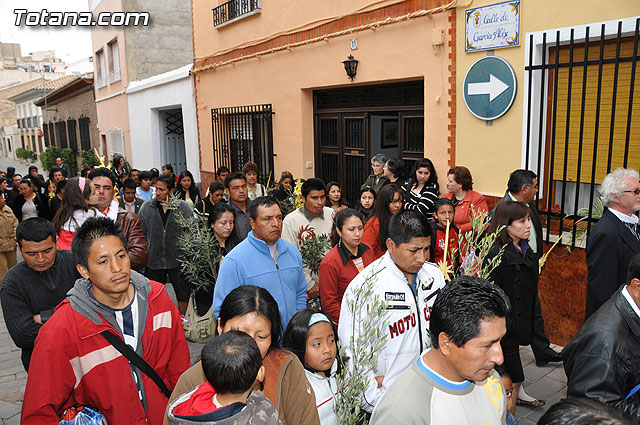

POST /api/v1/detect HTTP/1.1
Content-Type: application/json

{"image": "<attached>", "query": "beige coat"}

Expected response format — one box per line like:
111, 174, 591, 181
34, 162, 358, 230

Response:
0, 206, 18, 252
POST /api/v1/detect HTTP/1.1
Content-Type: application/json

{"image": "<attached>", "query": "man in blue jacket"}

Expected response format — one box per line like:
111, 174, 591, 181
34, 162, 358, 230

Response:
213, 197, 307, 331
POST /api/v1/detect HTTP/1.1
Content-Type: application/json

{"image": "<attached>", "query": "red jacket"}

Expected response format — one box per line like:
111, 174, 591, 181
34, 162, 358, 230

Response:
319, 243, 375, 324
432, 221, 460, 270
362, 217, 386, 260
443, 190, 488, 234
21, 279, 191, 425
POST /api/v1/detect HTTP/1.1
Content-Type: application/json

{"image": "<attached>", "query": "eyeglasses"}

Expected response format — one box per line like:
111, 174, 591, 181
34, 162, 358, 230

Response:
622, 189, 640, 195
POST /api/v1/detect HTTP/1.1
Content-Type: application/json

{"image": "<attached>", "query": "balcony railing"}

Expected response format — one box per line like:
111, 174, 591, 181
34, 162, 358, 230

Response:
212, 0, 260, 28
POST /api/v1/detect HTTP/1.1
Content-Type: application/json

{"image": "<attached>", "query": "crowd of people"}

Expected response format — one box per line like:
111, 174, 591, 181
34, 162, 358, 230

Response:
0, 152, 637, 425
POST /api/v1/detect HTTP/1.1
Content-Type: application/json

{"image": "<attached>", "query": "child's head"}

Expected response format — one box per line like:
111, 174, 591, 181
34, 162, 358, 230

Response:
494, 364, 516, 415
201, 330, 264, 396
282, 310, 339, 377
434, 198, 455, 227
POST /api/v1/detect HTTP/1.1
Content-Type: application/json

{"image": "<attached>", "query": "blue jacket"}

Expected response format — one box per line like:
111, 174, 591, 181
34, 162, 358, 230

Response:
212, 231, 307, 331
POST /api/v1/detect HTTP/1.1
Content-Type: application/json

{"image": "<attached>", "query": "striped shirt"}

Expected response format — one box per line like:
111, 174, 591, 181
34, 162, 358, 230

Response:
403, 181, 439, 220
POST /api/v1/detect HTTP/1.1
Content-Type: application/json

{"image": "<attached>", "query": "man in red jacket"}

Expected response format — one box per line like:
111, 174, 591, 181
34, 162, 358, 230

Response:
21, 217, 191, 425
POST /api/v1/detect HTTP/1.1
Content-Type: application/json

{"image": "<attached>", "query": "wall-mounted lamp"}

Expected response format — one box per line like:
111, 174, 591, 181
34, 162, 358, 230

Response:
342, 55, 358, 80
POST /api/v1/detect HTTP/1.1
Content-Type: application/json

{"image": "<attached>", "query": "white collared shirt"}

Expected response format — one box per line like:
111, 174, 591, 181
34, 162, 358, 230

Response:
622, 285, 640, 319
609, 207, 640, 225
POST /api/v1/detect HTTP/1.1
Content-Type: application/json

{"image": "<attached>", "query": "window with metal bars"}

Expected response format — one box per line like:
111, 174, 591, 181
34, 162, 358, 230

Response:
56, 121, 67, 149
48, 122, 56, 146
524, 18, 639, 247
67, 119, 78, 152
43, 124, 49, 147
210, 104, 274, 184
79, 116, 91, 150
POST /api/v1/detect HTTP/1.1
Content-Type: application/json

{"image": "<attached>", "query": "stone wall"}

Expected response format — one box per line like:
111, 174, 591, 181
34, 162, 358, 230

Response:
123, 0, 193, 82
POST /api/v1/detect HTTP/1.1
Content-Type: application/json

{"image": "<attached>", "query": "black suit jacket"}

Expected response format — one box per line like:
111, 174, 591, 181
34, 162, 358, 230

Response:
585, 208, 640, 318
119, 197, 143, 215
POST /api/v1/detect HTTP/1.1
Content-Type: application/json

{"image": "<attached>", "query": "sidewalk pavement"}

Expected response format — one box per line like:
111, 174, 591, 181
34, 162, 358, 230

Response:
0, 277, 567, 424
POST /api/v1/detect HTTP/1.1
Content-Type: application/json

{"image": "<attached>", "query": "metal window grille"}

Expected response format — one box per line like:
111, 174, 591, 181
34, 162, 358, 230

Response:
56, 120, 67, 149
79, 116, 91, 151
67, 118, 78, 152
211, 104, 274, 184
48, 122, 56, 146
43, 124, 49, 147
212, 0, 260, 27
524, 18, 640, 247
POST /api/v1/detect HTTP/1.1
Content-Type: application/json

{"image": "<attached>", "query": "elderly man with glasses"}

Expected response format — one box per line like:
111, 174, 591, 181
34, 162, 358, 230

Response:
585, 167, 640, 319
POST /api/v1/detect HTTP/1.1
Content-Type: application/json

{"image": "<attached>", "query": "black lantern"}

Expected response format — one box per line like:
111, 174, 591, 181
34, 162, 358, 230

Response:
342, 55, 358, 80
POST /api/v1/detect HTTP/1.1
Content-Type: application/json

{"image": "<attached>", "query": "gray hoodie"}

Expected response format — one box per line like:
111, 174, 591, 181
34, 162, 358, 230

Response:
167, 390, 282, 425
66, 270, 152, 411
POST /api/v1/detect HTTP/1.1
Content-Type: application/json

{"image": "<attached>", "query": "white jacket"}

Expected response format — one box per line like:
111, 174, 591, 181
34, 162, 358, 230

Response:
305, 363, 338, 425
337, 251, 446, 412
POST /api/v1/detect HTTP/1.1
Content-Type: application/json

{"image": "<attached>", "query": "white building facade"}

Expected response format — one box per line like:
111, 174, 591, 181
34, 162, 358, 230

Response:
126, 64, 200, 181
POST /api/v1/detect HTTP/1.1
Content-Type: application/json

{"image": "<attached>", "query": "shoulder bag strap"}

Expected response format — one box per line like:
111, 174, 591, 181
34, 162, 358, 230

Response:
100, 331, 172, 398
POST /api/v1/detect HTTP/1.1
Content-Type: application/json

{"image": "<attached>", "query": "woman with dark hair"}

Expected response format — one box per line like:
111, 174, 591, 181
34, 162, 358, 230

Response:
272, 171, 294, 202
486, 201, 543, 409
112, 155, 128, 179
282, 309, 342, 425
362, 184, 403, 259
192, 203, 240, 315
382, 158, 407, 186
402, 158, 440, 220
174, 170, 201, 209
320, 208, 375, 324
161, 163, 178, 185
325, 181, 349, 212
52, 177, 99, 248
443, 166, 488, 234
242, 161, 266, 200
12, 178, 49, 222
357, 186, 376, 218
166, 285, 321, 425
0, 177, 10, 200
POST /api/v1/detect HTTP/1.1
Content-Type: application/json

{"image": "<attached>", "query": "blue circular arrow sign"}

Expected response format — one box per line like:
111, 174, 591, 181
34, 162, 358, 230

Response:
463, 55, 517, 121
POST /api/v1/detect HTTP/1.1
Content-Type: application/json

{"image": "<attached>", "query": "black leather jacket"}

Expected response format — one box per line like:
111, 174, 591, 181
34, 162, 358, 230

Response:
562, 288, 640, 419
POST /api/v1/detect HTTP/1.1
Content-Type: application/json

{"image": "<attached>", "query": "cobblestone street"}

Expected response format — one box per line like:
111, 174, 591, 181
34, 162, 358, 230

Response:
0, 306, 25, 425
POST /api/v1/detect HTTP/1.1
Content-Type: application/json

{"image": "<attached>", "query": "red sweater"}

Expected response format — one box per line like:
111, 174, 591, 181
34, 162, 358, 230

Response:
443, 190, 488, 234
319, 244, 376, 324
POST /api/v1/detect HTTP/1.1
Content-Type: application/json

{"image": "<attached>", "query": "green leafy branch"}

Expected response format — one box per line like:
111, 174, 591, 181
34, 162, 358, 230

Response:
167, 193, 223, 292
335, 266, 388, 425
299, 233, 331, 275
459, 207, 505, 281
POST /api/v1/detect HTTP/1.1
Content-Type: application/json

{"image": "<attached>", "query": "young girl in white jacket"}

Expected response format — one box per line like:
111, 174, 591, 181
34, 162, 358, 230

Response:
282, 310, 340, 425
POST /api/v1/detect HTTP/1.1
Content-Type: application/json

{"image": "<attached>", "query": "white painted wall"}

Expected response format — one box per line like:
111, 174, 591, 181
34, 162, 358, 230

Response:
126, 65, 200, 181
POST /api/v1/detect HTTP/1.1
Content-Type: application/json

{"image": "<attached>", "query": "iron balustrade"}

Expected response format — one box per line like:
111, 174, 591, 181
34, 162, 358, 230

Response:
524, 18, 640, 247
212, 0, 260, 27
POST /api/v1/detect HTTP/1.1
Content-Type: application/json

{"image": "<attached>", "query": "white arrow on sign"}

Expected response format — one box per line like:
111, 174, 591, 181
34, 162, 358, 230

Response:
467, 74, 509, 102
